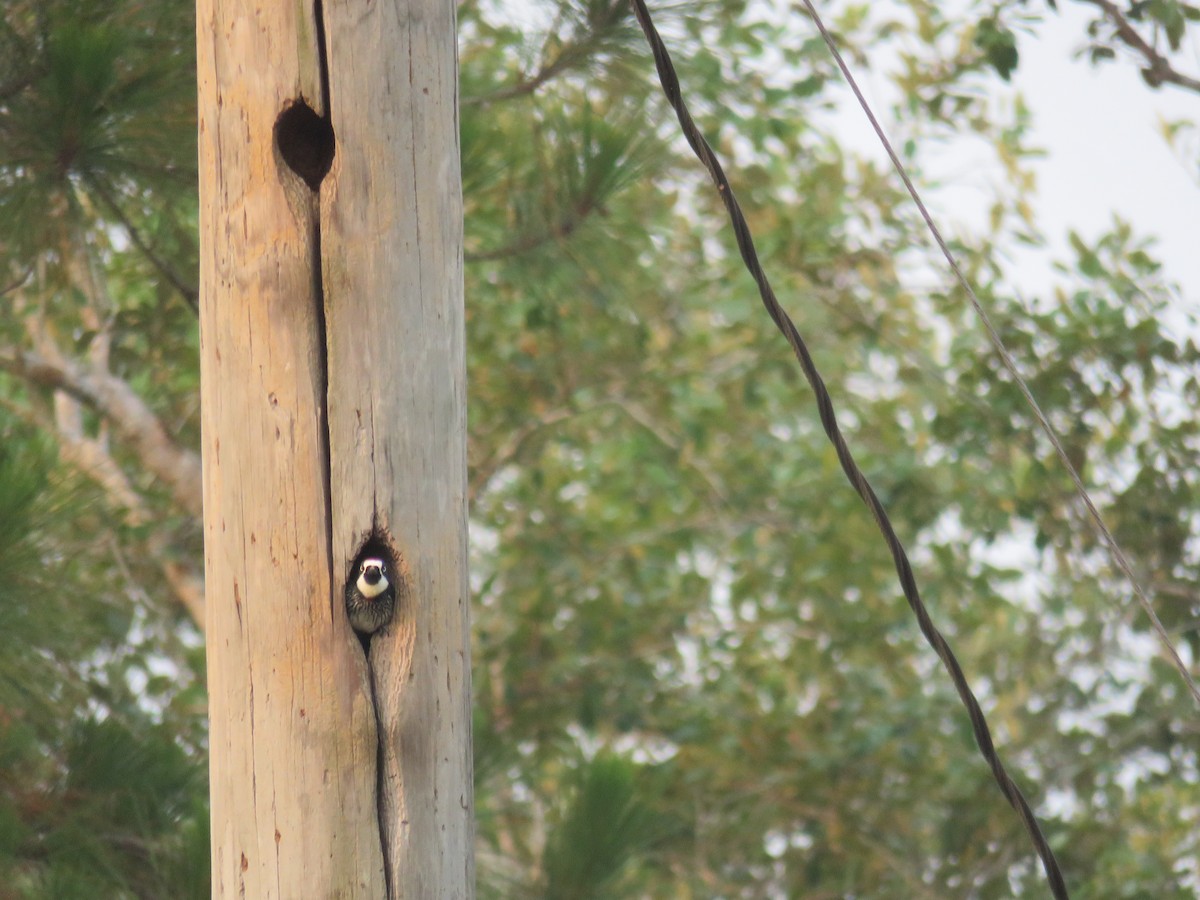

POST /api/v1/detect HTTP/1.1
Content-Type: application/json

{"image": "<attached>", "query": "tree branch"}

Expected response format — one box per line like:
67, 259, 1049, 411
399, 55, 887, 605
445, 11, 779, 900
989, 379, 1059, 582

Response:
53, 399, 150, 523
462, 18, 610, 108
468, 405, 575, 504
1, 387, 204, 626
108, 531, 206, 630
462, 53, 578, 107
0, 267, 32, 297
85, 177, 200, 311
462, 0, 632, 107
466, 197, 597, 263
0, 346, 203, 518
1076, 0, 1200, 93
160, 557, 206, 626
598, 395, 731, 507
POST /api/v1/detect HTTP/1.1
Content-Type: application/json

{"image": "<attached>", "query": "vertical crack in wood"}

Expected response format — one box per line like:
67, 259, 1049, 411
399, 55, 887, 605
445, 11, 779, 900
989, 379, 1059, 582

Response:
310, 2, 334, 610
313, 0, 332, 118
370, 664, 389, 895
311, 1, 393, 893
312, 218, 333, 623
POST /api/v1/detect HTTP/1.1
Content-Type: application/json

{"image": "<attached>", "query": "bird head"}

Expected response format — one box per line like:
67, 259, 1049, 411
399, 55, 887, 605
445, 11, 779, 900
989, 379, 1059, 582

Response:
356, 558, 390, 598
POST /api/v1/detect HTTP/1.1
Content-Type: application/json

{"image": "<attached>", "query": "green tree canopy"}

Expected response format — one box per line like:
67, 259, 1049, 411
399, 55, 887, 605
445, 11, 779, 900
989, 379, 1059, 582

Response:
1, 0, 1198, 895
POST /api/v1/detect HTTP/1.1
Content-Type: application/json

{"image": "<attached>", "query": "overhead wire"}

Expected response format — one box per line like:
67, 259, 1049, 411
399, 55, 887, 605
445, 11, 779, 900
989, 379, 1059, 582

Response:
628, 0, 1071, 896
795, 0, 1200, 708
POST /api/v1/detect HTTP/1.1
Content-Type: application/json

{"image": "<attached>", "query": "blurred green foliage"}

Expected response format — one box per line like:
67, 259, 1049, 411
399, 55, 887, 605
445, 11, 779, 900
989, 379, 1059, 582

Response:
1, 0, 1199, 895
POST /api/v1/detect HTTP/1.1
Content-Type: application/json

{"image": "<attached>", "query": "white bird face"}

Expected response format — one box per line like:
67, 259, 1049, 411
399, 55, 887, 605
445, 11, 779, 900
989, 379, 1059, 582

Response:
356, 557, 390, 598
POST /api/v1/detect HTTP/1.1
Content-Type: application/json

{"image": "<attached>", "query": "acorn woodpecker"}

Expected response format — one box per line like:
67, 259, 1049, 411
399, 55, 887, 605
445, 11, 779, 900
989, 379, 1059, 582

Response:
345, 556, 395, 636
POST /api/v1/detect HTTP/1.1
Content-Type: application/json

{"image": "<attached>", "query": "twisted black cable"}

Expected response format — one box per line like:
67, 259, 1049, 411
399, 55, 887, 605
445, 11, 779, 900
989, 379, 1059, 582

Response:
628, 1, 1069, 896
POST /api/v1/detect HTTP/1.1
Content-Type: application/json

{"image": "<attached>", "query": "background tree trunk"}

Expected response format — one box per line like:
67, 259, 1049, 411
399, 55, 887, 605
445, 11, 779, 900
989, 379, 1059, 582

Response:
197, 0, 471, 894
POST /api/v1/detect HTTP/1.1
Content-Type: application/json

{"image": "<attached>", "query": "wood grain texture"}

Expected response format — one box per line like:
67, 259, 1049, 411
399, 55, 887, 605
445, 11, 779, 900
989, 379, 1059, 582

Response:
198, 0, 386, 895
322, 0, 474, 894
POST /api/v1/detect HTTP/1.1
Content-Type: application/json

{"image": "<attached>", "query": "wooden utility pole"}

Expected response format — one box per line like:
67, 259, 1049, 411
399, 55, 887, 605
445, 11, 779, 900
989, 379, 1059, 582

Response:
196, 0, 472, 895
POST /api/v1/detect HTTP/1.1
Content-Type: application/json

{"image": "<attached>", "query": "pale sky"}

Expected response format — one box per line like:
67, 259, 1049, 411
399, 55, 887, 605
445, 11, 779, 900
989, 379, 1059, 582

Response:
810, 0, 1198, 317
508, 0, 1199, 311
1013, 2, 1200, 306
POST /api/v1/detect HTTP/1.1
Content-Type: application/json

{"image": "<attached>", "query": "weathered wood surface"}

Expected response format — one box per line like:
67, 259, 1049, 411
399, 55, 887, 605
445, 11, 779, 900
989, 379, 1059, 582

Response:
198, 0, 470, 894
322, 0, 473, 892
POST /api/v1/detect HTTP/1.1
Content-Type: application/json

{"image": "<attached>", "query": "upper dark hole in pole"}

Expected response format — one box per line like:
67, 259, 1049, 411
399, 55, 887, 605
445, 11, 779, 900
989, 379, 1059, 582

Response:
274, 101, 335, 191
